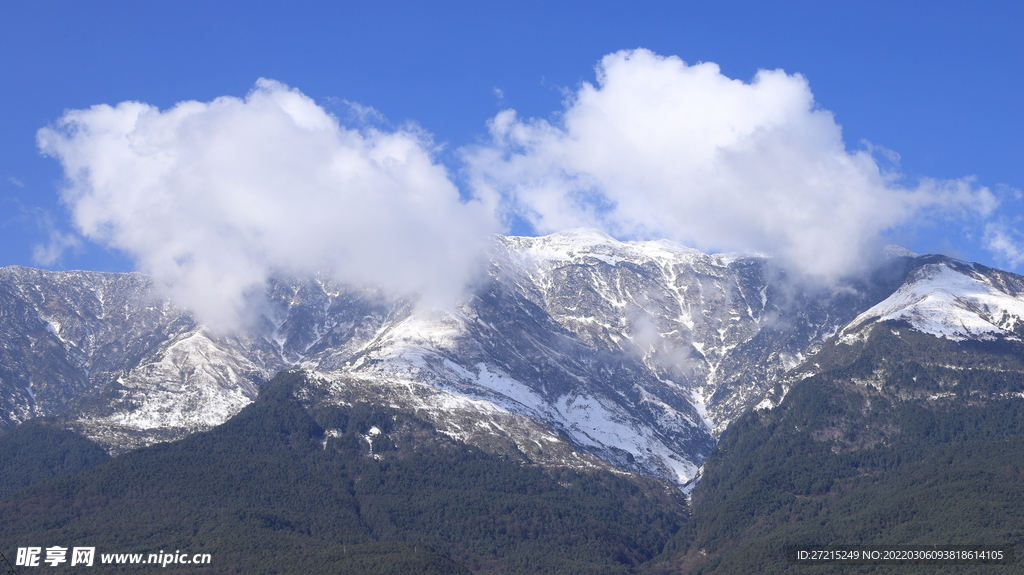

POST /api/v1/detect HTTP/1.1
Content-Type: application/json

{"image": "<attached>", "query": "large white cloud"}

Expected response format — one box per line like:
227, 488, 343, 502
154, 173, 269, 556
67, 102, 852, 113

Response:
37, 51, 1006, 332
39, 79, 500, 330
464, 49, 997, 281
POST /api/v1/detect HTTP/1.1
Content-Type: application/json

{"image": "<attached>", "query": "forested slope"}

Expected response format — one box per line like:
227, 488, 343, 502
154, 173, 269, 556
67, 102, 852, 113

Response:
647, 324, 1024, 574
0, 371, 687, 575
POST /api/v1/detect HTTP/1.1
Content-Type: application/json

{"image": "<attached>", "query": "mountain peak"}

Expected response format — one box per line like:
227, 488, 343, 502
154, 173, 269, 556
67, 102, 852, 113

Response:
500, 228, 710, 268
5, 235, 1024, 491
840, 257, 1024, 342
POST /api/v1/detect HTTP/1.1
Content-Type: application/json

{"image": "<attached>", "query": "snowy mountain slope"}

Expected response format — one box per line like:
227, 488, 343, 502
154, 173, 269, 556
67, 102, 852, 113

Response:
4, 233, 1021, 488
839, 256, 1024, 343
326, 285, 713, 485
69, 328, 264, 452
0, 268, 406, 450
0, 266, 197, 429
293, 370, 617, 474
278, 230, 910, 484
492, 230, 907, 434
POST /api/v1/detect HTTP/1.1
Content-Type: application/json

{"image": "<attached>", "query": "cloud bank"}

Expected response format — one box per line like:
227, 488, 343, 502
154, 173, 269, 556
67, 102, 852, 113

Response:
38, 50, 1006, 331
39, 79, 499, 330
464, 49, 997, 281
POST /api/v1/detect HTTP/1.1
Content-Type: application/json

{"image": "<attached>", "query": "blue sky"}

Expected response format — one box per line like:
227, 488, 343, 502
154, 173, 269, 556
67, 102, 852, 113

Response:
2, 1, 1021, 295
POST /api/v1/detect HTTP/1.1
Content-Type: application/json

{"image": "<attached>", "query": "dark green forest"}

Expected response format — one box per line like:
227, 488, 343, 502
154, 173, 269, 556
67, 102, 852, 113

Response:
5, 323, 1024, 574
648, 323, 1024, 574
0, 419, 109, 499
0, 371, 686, 574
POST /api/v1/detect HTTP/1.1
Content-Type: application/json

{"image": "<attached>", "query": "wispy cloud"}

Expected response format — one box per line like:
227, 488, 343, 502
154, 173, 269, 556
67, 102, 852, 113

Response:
984, 223, 1024, 268
32, 229, 82, 266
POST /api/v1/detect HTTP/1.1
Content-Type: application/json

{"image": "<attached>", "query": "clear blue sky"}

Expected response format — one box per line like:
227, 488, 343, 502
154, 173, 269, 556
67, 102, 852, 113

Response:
2, 0, 1021, 277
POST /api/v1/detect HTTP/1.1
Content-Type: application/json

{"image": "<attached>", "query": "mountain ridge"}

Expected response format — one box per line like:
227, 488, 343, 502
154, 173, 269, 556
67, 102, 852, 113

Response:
3, 231, 1023, 488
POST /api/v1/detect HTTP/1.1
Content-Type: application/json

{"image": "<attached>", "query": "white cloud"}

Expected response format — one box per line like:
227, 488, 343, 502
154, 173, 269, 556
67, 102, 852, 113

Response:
464, 49, 997, 282
32, 229, 82, 266
38, 79, 500, 331
984, 223, 1024, 268
24, 207, 83, 266
36, 52, 1010, 332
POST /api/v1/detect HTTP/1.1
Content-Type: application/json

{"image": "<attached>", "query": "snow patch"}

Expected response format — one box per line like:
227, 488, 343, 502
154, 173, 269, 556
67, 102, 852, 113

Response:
689, 387, 714, 430
554, 393, 698, 484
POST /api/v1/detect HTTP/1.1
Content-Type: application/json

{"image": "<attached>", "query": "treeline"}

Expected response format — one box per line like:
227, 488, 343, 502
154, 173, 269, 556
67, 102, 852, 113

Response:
0, 371, 687, 574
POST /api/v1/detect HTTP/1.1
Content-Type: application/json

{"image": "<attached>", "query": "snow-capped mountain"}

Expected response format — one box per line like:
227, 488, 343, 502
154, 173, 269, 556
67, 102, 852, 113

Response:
839, 256, 1024, 343
3, 232, 1023, 488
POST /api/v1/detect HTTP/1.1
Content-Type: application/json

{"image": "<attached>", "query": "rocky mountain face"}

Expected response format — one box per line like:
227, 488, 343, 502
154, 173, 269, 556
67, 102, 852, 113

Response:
653, 286, 1024, 574
2, 231, 1022, 489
